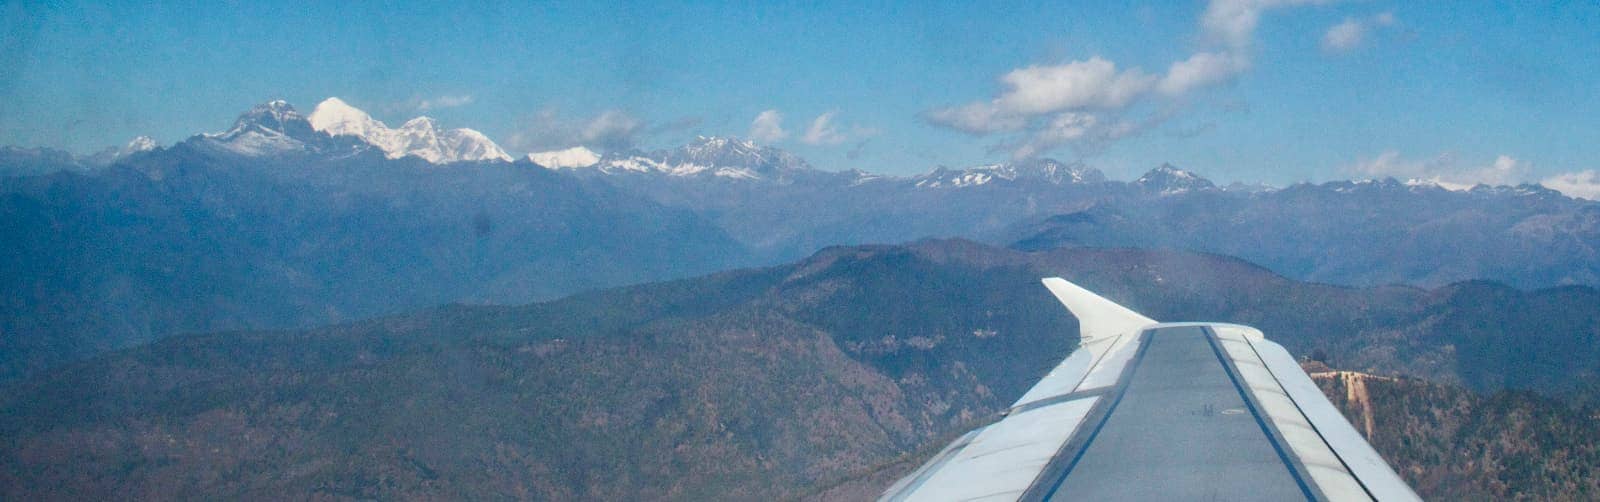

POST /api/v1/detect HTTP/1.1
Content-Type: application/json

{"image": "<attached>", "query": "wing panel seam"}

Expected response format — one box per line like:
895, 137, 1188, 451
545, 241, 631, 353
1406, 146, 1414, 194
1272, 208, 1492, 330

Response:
1018, 329, 1154, 502
1241, 336, 1379, 501
1203, 326, 1323, 502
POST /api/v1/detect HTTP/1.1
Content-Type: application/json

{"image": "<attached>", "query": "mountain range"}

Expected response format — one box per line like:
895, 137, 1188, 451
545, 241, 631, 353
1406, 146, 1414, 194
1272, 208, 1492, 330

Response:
0, 106, 749, 380
3, 98, 1600, 381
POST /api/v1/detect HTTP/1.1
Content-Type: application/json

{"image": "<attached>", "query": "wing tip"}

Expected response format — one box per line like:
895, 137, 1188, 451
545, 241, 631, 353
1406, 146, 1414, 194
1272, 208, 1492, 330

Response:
1040, 277, 1156, 341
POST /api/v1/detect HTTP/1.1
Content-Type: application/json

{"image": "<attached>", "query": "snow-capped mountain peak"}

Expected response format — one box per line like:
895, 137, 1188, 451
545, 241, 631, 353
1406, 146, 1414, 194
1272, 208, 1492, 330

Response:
568, 136, 813, 181
679, 136, 760, 161
198, 100, 322, 156
226, 100, 312, 137
528, 146, 601, 169
400, 116, 438, 131
438, 127, 510, 163
306, 97, 512, 164
307, 97, 384, 138
81, 135, 162, 166
125, 136, 157, 153
911, 158, 1105, 188
662, 136, 810, 177
1135, 163, 1216, 195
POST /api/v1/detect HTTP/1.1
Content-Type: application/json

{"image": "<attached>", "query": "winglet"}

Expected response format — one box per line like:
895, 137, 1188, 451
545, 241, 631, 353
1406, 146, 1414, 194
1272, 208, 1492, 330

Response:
1041, 277, 1156, 343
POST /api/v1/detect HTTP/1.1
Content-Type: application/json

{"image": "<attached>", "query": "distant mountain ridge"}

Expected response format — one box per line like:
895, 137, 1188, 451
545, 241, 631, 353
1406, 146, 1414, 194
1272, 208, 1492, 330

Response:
550, 136, 819, 182
9, 99, 1595, 288
1006, 177, 1599, 287
0, 137, 156, 177
13, 98, 1596, 202
6, 97, 1598, 203
910, 158, 1105, 188
188, 98, 513, 163
5, 98, 1600, 381
0, 130, 751, 380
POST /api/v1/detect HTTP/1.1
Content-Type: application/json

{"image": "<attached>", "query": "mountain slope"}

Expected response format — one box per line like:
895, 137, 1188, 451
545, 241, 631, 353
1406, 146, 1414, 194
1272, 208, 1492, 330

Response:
1008, 178, 1600, 287
5, 240, 1600, 499
561, 144, 1600, 290
0, 138, 751, 381
1313, 371, 1600, 500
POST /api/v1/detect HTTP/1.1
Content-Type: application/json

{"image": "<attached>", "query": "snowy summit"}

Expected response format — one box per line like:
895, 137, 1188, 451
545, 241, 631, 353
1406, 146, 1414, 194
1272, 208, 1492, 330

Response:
527, 146, 601, 169
1134, 163, 1216, 195
308, 97, 513, 164
199, 100, 319, 156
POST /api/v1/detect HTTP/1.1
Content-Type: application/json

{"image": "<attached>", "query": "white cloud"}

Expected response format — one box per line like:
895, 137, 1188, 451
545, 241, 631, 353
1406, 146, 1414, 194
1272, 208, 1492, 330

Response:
507, 109, 646, 153
415, 94, 474, 111
926, 57, 1157, 136
1347, 151, 1530, 190
924, 0, 1329, 159
579, 110, 642, 149
1477, 155, 1527, 186
1541, 170, 1600, 200
1158, 51, 1252, 96
1039, 112, 1099, 141
802, 111, 847, 145
993, 58, 1157, 114
924, 102, 1027, 134
926, 51, 1246, 155
748, 109, 787, 143
527, 146, 601, 169
1012, 112, 1100, 159
1322, 12, 1397, 53
799, 111, 879, 146
1322, 18, 1365, 52
1202, 0, 1329, 49
1348, 150, 1431, 178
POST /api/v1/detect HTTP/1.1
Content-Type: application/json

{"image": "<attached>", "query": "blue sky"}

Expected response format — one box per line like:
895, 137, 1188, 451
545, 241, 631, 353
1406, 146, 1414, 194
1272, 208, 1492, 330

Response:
3, 0, 1598, 187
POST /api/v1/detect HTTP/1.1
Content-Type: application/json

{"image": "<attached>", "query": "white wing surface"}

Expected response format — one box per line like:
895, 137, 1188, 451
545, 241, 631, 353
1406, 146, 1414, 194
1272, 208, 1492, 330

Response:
880, 278, 1420, 502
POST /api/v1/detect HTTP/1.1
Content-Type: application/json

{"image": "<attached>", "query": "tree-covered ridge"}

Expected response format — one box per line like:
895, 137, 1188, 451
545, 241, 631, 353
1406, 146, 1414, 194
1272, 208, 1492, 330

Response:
4, 240, 1600, 499
1314, 369, 1600, 501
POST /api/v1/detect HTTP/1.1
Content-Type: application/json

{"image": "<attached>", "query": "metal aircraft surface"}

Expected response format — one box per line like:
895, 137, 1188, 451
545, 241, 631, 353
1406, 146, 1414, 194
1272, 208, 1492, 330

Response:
880, 278, 1420, 501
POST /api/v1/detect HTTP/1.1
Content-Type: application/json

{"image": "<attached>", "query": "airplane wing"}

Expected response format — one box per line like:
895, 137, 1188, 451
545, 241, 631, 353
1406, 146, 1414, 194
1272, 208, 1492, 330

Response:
879, 278, 1420, 501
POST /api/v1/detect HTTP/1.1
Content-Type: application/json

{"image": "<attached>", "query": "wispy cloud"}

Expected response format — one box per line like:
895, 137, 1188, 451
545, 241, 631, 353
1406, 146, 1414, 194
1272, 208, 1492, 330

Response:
750, 109, 876, 146
802, 112, 845, 145
1347, 151, 1600, 200
925, 57, 1154, 136
924, 102, 1027, 135
1202, 0, 1332, 49
1346, 151, 1529, 189
1541, 170, 1600, 200
1158, 51, 1252, 96
805, 111, 879, 146
846, 140, 870, 160
506, 108, 646, 153
925, 0, 1312, 159
1322, 12, 1396, 53
748, 110, 787, 143
414, 94, 475, 112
